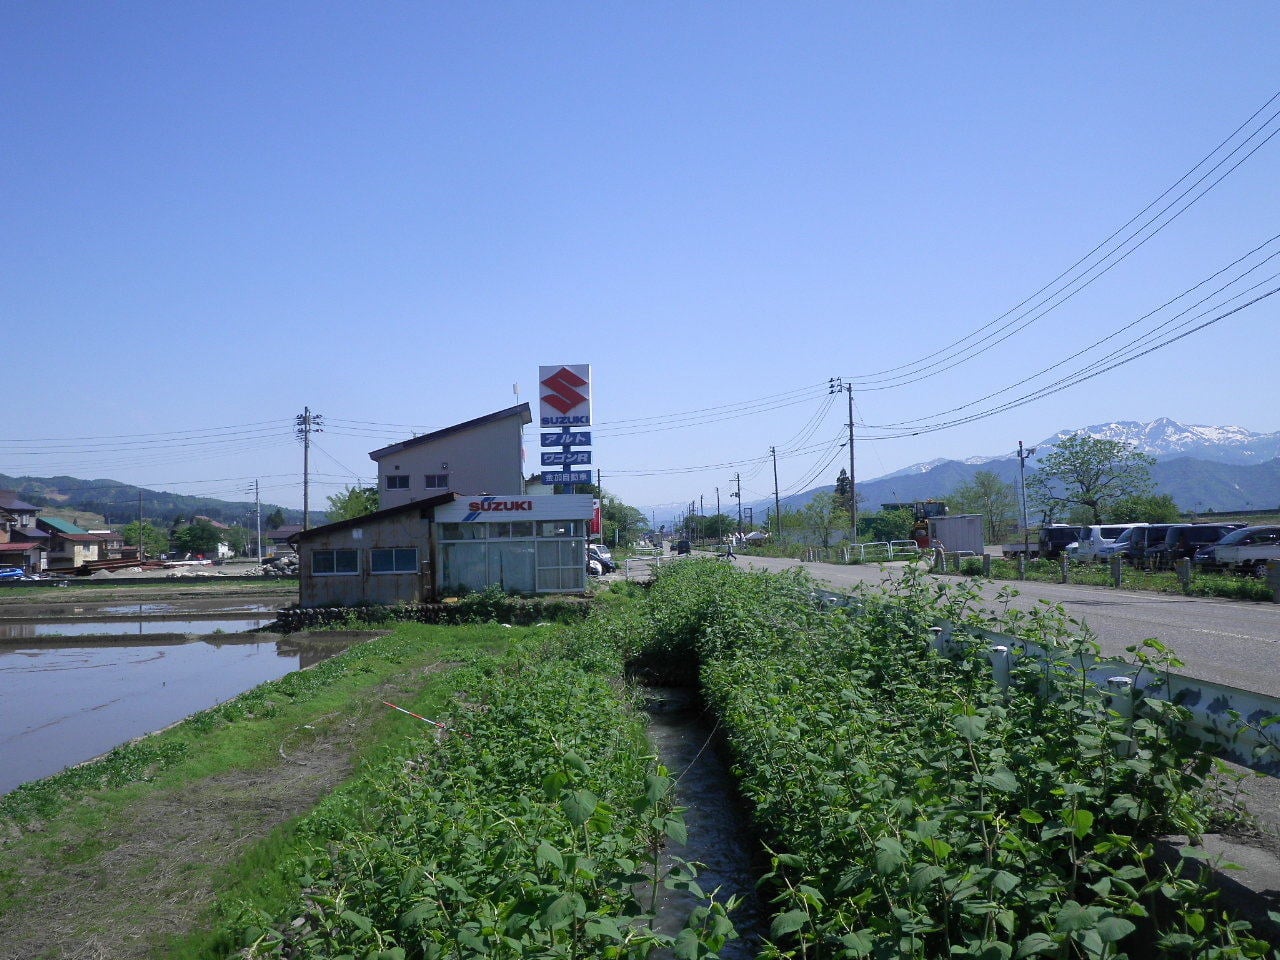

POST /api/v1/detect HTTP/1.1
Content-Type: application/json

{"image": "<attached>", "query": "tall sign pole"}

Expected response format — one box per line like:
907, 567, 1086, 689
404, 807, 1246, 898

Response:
538, 365, 593, 493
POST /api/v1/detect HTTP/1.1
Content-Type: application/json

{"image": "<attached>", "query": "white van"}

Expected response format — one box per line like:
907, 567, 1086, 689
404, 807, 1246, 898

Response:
1068, 523, 1148, 562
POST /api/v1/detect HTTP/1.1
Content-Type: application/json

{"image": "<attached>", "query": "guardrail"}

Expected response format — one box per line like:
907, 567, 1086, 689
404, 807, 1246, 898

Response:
801, 540, 924, 563
936, 622, 1280, 777
808, 587, 1280, 777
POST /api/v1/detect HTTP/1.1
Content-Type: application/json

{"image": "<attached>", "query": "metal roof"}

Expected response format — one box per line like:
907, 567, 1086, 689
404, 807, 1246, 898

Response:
368, 403, 532, 461
0, 491, 40, 513
38, 516, 90, 535
290, 493, 457, 543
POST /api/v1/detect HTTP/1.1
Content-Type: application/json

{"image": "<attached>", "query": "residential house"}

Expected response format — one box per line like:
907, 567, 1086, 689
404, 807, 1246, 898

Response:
36, 517, 102, 571
0, 491, 46, 572
371, 403, 532, 509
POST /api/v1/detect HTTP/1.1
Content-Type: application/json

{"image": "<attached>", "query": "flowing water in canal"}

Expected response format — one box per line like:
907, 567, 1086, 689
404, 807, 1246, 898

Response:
644, 686, 767, 958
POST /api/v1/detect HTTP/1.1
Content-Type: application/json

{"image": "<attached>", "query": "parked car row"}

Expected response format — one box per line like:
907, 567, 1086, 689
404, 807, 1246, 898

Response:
1193, 525, 1280, 576
1061, 520, 1280, 575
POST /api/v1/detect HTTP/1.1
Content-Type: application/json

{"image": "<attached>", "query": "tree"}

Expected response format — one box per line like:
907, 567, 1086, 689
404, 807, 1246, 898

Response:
266, 508, 286, 529
1106, 493, 1181, 523
1027, 435, 1155, 526
600, 495, 649, 546
833, 468, 850, 512
948, 470, 1019, 542
121, 520, 168, 558
172, 519, 222, 556
857, 507, 915, 544
327, 485, 379, 523
800, 492, 843, 548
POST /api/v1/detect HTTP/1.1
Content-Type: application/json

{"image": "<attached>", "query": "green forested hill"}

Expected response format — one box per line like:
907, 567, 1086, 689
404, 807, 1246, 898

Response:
0, 475, 311, 528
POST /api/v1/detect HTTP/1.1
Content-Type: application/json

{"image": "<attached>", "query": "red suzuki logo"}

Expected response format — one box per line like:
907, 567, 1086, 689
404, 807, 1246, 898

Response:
541, 367, 588, 414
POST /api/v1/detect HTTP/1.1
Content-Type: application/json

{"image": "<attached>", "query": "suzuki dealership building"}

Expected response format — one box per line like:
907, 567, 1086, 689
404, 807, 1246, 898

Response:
293, 366, 598, 607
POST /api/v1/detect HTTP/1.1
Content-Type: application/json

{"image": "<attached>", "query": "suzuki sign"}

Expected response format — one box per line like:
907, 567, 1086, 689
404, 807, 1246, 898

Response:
539, 365, 592, 427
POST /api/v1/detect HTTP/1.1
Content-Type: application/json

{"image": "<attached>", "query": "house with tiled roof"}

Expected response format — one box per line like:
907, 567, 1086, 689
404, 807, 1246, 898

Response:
36, 516, 102, 571
0, 491, 48, 572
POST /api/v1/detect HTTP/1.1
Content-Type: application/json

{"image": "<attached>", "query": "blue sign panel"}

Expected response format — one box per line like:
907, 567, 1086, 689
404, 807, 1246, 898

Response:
540, 431, 592, 447
542, 450, 592, 466
542, 470, 593, 485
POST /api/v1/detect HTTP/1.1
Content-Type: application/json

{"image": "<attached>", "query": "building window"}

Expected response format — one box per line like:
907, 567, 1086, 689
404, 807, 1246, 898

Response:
312, 549, 359, 575
386, 474, 409, 490
424, 473, 449, 489
371, 548, 418, 574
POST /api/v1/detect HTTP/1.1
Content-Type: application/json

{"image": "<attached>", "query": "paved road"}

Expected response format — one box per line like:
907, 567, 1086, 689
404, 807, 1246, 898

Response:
724, 554, 1280, 698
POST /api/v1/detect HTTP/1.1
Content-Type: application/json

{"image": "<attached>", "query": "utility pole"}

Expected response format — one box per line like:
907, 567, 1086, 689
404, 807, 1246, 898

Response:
1018, 441, 1037, 557
733, 472, 743, 536
771, 446, 782, 542
137, 492, 144, 561
254, 479, 262, 562
829, 378, 857, 542
296, 407, 324, 530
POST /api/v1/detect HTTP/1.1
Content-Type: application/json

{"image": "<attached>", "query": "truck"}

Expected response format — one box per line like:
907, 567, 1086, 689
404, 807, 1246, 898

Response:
1198, 525, 1280, 575
1001, 524, 1078, 560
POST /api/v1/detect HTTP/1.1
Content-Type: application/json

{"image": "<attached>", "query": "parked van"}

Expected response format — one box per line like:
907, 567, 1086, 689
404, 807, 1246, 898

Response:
1068, 523, 1147, 562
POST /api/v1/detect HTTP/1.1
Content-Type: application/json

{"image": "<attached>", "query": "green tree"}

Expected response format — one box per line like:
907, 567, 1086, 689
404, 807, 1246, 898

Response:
800, 492, 843, 547
948, 470, 1019, 542
327, 485, 379, 522
833, 468, 850, 513
120, 520, 168, 558
599, 494, 649, 547
1027, 435, 1155, 526
265, 508, 286, 529
172, 519, 222, 556
857, 507, 915, 544
1106, 492, 1181, 523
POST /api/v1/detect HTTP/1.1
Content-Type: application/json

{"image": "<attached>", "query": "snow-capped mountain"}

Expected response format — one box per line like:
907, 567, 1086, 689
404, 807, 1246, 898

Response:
1032, 418, 1280, 463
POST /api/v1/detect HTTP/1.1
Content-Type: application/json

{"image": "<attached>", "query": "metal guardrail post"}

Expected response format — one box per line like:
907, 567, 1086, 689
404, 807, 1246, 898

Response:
1110, 554, 1123, 588
982, 554, 992, 576
1175, 558, 1192, 592
1017, 555, 1026, 580
1059, 554, 1069, 584
929, 625, 947, 656
988, 645, 1011, 692
1106, 676, 1136, 757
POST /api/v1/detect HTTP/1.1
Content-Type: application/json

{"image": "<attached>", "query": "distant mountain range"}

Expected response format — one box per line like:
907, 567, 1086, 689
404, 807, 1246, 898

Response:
0, 474, 312, 528
742, 419, 1280, 519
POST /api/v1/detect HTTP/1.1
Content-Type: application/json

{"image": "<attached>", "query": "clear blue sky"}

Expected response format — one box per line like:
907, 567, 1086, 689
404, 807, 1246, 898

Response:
4, 3, 1278, 521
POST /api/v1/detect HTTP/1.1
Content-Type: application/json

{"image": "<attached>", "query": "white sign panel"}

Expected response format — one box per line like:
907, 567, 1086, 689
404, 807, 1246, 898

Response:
435, 494, 596, 523
539, 364, 592, 428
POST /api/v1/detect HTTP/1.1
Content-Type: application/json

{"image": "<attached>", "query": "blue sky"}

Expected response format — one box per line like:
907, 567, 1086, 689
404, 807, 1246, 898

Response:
4, 3, 1278, 521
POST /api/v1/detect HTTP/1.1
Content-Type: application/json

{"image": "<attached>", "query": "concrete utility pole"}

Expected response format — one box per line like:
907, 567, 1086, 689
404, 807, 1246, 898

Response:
255, 479, 262, 561
829, 377, 857, 542
296, 408, 324, 531
733, 472, 743, 536
771, 446, 782, 542
1018, 441, 1037, 557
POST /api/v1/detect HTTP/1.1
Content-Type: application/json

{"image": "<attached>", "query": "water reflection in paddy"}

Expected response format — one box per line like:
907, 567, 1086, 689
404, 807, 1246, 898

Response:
0, 632, 361, 795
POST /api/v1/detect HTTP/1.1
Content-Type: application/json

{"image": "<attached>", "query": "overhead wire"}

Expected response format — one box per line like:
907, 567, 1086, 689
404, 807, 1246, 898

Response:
845, 88, 1280, 388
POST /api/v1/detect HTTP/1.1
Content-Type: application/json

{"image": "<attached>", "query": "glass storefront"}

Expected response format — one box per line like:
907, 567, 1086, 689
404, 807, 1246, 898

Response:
437, 519, 585, 594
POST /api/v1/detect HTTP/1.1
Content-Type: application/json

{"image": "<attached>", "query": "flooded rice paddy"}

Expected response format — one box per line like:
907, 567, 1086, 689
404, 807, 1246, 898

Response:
0, 599, 364, 795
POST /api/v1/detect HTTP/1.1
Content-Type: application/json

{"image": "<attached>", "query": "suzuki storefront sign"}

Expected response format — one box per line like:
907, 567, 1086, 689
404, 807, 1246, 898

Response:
539, 365, 592, 427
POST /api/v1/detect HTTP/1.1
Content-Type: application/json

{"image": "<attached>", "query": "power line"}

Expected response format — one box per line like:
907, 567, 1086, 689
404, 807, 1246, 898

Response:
845, 88, 1280, 388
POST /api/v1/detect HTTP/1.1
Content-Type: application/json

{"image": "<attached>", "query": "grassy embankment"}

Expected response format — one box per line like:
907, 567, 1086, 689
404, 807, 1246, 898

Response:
0, 617, 515, 957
